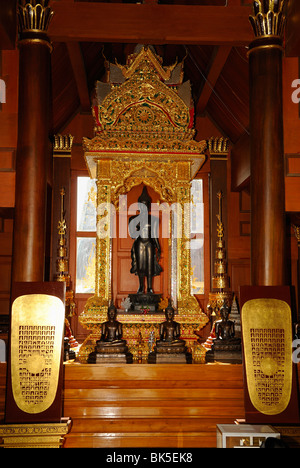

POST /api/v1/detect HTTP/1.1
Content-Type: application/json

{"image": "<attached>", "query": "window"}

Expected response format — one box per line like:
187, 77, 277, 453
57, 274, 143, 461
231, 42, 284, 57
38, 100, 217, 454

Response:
190, 179, 205, 295
75, 177, 97, 294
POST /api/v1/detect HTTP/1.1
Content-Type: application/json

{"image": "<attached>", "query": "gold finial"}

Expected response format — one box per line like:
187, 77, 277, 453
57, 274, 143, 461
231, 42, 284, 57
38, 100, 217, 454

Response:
209, 190, 231, 305
55, 188, 76, 317
56, 187, 68, 280
216, 191, 224, 240
249, 0, 289, 38
18, 0, 54, 34
58, 188, 66, 237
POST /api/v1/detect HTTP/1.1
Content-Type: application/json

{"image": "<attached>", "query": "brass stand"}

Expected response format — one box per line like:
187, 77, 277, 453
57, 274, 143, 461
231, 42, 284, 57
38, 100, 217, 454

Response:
0, 418, 71, 448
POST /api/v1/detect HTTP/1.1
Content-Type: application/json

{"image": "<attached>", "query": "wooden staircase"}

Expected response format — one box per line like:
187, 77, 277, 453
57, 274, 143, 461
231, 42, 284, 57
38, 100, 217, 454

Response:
63, 363, 245, 448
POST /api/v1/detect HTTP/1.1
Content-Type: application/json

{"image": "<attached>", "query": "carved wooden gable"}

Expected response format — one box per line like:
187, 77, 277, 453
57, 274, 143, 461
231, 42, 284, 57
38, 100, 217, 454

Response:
83, 45, 206, 174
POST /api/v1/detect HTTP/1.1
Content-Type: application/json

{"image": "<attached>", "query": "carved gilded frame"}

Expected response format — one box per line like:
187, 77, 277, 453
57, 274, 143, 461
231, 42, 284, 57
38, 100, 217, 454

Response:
78, 46, 209, 361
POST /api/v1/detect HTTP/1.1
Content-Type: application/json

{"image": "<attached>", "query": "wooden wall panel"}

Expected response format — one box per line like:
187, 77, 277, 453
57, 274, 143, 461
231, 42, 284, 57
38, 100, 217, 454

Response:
227, 152, 250, 304
0, 256, 12, 315
0, 50, 18, 317
0, 173, 15, 207
0, 364, 6, 425
0, 219, 13, 315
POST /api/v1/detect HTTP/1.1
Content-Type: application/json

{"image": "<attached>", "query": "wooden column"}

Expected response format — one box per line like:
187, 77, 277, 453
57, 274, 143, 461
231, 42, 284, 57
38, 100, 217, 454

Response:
249, 0, 288, 286
12, 1, 54, 282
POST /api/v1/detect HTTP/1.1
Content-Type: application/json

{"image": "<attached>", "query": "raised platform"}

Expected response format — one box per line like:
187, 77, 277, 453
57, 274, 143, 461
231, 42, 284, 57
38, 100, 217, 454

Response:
1, 362, 244, 447
62, 362, 245, 448
2, 363, 300, 448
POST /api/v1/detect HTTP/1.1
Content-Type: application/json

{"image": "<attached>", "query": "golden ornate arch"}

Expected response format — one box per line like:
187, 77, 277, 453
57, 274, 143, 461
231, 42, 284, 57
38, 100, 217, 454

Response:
79, 46, 208, 362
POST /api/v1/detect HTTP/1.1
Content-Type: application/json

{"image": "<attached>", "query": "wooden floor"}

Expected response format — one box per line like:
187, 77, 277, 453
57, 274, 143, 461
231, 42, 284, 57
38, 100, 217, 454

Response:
63, 362, 245, 448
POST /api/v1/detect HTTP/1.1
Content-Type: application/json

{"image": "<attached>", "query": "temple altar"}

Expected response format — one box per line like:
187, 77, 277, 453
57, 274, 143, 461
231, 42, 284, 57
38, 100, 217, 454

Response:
78, 46, 209, 362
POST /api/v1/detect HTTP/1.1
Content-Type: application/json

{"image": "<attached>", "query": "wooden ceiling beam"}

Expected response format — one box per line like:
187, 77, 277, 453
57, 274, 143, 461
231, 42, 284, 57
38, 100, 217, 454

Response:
196, 45, 232, 115
66, 42, 91, 113
49, 3, 253, 45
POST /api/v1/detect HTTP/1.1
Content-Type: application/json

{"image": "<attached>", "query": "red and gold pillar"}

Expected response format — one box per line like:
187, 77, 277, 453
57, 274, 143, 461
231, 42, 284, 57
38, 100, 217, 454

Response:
249, 0, 288, 286
12, 1, 54, 282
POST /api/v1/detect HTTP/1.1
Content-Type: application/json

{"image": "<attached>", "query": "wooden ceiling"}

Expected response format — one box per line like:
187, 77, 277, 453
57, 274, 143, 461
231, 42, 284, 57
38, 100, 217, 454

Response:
51, 41, 250, 143
1, 0, 299, 146
48, 0, 255, 143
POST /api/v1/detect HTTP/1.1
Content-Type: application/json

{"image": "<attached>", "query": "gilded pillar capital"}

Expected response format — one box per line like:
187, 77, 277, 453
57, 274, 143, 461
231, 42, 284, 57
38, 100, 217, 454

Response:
249, 0, 288, 39
17, 0, 54, 49
207, 137, 229, 160
248, 0, 289, 56
53, 134, 74, 158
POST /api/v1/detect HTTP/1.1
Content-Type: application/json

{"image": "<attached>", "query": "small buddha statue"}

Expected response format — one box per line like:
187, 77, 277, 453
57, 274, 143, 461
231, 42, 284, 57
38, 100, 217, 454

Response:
214, 302, 236, 342
88, 301, 133, 363
148, 300, 191, 363
206, 300, 241, 363
97, 301, 127, 349
156, 300, 186, 350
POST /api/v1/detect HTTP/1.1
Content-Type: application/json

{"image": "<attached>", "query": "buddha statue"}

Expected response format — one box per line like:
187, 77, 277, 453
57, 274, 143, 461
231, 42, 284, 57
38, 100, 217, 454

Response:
129, 186, 162, 294
214, 302, 236, 342
205, 301, 241, 363
97, 301, 127, 349
156, 301, 185, 348
88, 302, 133, 363
148, 300, 192, 363
127, 186, 163, 313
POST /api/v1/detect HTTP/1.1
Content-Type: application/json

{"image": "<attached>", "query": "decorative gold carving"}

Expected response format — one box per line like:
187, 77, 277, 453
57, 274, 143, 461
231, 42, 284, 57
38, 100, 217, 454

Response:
249, 0, 288, 38
53, 134, 74, 158
10, 294, 65, 414
207, 137, 229, 158
0, 419, 71, 448
17, 0, 54, 34
79, 46, 208, 362
116, 46, 180, 82
242, 298, 293, 416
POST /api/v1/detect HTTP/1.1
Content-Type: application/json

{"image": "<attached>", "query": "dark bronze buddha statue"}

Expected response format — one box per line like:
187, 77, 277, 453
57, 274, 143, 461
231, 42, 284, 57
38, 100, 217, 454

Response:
97, 301, 127, 349
205, 300, 241, 363
148, 300, 192, 363
88, 302, 133, 363
214, 302, 236, 342
129, 186, 162, 294
156, 300, 186, 350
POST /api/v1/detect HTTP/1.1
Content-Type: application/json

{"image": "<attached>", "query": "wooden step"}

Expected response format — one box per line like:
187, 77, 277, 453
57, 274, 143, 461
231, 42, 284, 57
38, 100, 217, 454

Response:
63, 431, 218, 448
0, 362, 247, 448
62, 363, 245, 448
